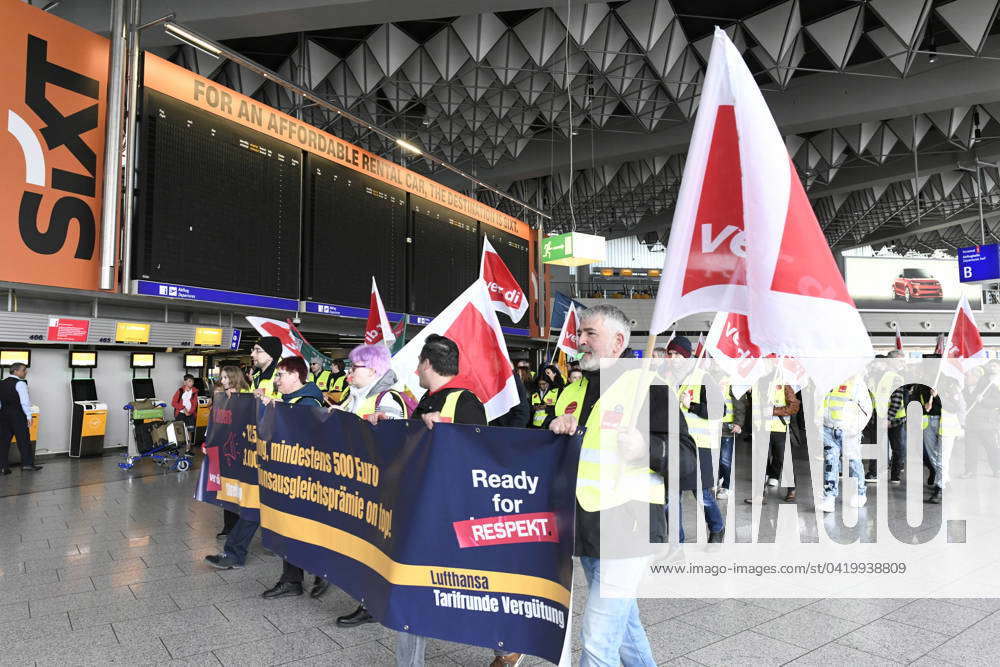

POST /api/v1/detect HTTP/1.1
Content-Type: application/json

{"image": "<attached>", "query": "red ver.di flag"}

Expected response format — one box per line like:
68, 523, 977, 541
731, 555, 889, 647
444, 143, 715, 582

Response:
245, 316, 301, 358
705, 311, 764, 394
391, 281, 519, 421
556, 301, 580, 358
941, 293, 987, 383
480, 237, 528, 323
365, 276, 396, 346
648, 28, 872, 386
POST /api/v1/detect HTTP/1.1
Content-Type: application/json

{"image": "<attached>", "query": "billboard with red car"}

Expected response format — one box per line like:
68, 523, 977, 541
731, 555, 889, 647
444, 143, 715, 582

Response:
845, 256, 982, 311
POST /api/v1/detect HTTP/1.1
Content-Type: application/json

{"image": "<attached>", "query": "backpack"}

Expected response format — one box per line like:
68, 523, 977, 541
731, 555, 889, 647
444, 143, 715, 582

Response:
375, 388, 419, 418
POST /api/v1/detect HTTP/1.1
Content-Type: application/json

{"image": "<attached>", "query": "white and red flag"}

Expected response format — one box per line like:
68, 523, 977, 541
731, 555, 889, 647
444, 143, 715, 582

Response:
390, 280, 519, 421
934, 333, 948, 356
245, 316, 301, 358
648, 28, 872, 386
705, 312, 763, 391
480, 237, 528, 323
941, 294, 987, 383
364, 277, 396, 347
894, 323, 903, 351
694, 332, 706, 359
556, 301, 580, 358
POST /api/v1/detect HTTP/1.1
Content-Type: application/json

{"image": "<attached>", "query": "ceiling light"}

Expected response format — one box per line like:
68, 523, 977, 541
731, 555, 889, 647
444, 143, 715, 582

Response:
164, 22, 221, 58
396, 138, 422, 155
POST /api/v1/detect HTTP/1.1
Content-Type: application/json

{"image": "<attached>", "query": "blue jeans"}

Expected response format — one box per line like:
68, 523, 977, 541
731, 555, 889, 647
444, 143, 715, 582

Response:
823, 427, 865, 499
579, 556, 655, 667
719, 436, 734, 489
223, 516, 258, 565
665, 489, 724, 543
923, 416, 940, 477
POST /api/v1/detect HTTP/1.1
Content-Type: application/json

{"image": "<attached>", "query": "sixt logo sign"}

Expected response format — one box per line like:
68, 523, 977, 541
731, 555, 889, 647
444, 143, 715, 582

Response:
9, 35, 99, 262
1, 2, 109, 292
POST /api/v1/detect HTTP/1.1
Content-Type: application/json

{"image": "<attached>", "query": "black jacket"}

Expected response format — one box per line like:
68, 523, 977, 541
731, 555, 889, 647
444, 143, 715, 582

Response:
489, 373, 530, 428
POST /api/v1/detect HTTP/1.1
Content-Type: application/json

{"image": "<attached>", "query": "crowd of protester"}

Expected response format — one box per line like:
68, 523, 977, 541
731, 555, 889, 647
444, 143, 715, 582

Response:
190, 312, 1000, 667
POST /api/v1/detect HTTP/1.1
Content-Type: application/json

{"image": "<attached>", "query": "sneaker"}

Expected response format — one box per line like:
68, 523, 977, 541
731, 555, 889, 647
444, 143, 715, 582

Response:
819, 496, 836, 513
849, 494, 867, 508
204, 553, 243, 570
716, 488, 729, 500
490, 654, 525, 667
864, 471, 877, 483
707, 529, 725, 543
767, 477, 779, 487
890, 476, 901, 485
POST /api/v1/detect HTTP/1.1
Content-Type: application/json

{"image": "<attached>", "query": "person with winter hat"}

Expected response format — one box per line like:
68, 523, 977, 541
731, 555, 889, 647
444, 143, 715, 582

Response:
667, 336, 693, 359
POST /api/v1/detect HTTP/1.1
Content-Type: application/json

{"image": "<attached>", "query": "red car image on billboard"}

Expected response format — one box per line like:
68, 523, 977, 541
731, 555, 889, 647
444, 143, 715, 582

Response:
892, 268, 943, 302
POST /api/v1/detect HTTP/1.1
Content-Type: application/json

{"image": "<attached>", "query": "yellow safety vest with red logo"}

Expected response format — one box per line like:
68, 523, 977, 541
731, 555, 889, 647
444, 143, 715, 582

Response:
327, 374, 350, 405
434, 389, 467, 423
251, 369, 282, 399
576, 369, 665, 512
530, 388, 560, 427
554, 378, 588, 418
358, 389, 412, 419
308, 370, 333, 392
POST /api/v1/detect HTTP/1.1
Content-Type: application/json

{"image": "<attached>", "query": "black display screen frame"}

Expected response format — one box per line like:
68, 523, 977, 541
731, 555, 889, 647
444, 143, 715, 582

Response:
134, 88, 303, 300
302, 153, 408, 312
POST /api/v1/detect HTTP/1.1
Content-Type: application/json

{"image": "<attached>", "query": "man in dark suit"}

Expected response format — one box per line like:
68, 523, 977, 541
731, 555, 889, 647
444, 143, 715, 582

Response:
0, 363, 41, 474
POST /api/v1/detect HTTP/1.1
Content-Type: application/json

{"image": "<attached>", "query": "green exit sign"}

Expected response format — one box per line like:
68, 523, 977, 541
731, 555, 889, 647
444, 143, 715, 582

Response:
541, 232, 606, 267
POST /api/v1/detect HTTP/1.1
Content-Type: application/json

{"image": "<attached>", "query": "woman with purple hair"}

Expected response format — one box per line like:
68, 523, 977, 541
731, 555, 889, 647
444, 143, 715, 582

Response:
338, 343, 408, 423
333, 343, 408, 629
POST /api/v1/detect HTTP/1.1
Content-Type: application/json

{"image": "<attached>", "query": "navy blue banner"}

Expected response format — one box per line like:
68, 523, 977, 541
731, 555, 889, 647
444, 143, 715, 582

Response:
201, 398, 581, 664
550, 292, 587, 330
199, 393, 263, 522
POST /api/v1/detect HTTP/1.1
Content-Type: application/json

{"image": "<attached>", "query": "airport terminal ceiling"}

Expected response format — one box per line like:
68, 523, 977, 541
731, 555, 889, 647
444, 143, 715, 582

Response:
50, 0, 1000, 255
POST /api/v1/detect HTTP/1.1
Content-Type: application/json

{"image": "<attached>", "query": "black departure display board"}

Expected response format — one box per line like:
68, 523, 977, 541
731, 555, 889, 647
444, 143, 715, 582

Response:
481, 226, 531, 327
411, 196, 479, 316
303, 154, 407, 311
134, 90, 302, 299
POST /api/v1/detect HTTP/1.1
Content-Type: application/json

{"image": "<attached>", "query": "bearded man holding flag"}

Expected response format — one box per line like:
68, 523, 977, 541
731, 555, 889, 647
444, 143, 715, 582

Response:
549, 304, 690, 665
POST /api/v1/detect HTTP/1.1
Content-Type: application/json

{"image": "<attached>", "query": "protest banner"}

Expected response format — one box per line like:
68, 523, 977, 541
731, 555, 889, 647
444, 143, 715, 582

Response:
200, 392, 581, 663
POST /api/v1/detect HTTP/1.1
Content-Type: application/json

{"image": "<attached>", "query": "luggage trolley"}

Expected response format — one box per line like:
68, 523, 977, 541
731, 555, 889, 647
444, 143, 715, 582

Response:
118, 353, 192, 472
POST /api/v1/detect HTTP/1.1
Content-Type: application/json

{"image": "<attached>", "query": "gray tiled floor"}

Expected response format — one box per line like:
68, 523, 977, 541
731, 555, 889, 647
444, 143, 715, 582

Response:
3, 453, 1000, 665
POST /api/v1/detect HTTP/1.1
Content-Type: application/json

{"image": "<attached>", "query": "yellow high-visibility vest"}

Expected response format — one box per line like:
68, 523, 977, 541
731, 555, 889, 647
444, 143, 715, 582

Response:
530, 388, 559, 427
358, 390, 411, 419
576, 369, 665, 512
554, 378, 588, 418
251, 369, 281, 399
678, 368, 714, 449
770, 386, 788, 433
308, 370, 333, 392
328, 374, 350, 404
823, 379, 857, 425
875, 371, 906, 420
721, 379, 734, 424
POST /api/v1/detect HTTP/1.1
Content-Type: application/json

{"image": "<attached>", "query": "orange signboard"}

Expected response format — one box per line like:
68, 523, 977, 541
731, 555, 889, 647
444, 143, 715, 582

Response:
142, 53, 530, 240
0, 0, 111, 290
